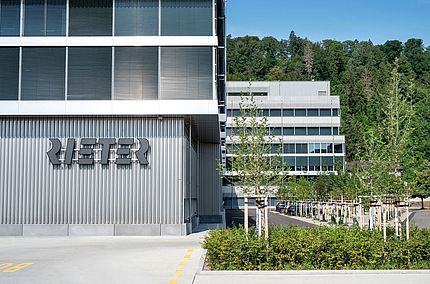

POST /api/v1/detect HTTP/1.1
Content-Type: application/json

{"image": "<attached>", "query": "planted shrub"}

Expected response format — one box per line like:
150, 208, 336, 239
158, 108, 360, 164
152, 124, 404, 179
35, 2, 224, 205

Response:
203, 226, 430, 270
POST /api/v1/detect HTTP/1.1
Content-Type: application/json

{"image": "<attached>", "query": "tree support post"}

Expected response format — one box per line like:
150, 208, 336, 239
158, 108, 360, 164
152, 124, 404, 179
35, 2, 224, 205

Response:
264, 196, 269, 240
244, 196, 249, 236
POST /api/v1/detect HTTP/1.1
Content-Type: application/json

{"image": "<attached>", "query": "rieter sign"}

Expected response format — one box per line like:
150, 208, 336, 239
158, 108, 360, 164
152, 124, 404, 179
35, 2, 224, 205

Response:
47, 138, 149, 165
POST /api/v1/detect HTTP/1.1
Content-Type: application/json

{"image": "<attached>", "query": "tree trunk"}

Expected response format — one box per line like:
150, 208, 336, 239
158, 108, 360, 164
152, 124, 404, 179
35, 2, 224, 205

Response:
421, 197, 425, 210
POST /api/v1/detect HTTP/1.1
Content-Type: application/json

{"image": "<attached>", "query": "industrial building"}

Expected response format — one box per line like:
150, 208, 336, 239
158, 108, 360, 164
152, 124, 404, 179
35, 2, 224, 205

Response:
0, 0, 226, 236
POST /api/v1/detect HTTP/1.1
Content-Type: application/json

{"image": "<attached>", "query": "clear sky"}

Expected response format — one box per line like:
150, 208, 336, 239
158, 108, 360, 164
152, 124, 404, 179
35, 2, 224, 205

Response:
227, 0, 430, 46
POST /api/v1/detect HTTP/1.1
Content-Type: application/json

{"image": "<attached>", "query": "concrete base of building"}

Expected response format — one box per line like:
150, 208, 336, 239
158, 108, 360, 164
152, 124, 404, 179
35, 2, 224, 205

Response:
0, 224, 192, 237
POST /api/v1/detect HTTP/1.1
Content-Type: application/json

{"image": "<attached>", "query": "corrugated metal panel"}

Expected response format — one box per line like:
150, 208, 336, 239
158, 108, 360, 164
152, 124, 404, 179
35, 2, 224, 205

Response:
198, 143, 221, 215
0, 116, 185, 225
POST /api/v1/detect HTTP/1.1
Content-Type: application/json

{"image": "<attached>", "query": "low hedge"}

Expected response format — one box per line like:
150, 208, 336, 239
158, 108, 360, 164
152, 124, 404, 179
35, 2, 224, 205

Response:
203, 226, 430, 270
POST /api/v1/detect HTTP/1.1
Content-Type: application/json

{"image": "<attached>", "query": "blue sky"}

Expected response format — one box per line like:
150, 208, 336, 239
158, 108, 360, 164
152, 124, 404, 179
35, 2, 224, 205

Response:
228, 0, 430, 46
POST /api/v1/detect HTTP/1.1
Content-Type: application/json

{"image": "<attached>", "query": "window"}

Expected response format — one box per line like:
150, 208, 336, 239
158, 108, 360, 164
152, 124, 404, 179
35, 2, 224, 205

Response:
307, 109, 319, 117
0, 0, 20, 36
308, 127, 319, 135
295, 109, 306, 116
24, 0, 66, 36
226, 127, 232, 136
160, 47, 212, 100
295, 127, 306, 136
226, 109, 232, 116
262, 109, 270, 117
334, 144, 343, 153
321, 143, 333, 153
283, 127, 294, 136
270, 109, 281, 116
296, 157, 308, 171
309, 143, 320, 154
21, 47, 65, 100
283, 109, 294, 116
114, 47, 158, 100
333, 127, 339, 135
115, 0, 158, 36
0, 47, 19, 100
271, 127, 282, 136
271, 144, 281, 154
284, 157, 295, 171
161, 0, 212, 36
296, 143, 307, 154
333, 108, 339, 116
320, 127, 332, 135
322, 157, 333, 171
284, 144, 295, 154
232, 109, 241, 116
309, 157, 320, 171
320, 108, 331, 116
69, 0, 112, 36
67, 47, 112, 100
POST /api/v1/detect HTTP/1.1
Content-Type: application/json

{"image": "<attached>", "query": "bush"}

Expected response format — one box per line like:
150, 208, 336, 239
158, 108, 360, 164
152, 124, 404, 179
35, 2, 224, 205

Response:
203, 226, 430, 270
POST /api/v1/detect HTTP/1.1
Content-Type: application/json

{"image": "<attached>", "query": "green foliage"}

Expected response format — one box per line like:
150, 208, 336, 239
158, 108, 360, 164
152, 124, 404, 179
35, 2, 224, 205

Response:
412, 161, 430, 207
203, 226, 430, 270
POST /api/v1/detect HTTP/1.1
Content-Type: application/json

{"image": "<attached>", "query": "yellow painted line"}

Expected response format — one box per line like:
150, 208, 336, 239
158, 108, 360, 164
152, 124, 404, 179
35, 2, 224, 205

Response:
174, 270, 183, 277
168, 280, 177, 284
0, 263, 14, 270
179, 261, 187, 266
2, 262, 33, 273
186, 249, 193, 252
184, 254, 191, 259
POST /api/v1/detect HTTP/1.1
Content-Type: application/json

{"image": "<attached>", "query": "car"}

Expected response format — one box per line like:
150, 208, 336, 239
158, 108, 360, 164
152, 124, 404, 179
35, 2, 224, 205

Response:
286, 204, 298, 215
275, 202, 286, 213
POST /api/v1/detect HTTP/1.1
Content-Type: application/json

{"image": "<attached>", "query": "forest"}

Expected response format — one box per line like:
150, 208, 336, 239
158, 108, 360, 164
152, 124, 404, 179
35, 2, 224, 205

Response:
227, 31, 430, 182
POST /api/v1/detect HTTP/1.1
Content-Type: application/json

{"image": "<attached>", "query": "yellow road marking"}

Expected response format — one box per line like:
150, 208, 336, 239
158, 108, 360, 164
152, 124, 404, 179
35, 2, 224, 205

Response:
179, 261, 187, 266
184, 254, 191, 259
0, 263, 14, 270
186, 249, 193, 252
168, 280, 177, 284
174, 270, 183, 277
2, 262, 33, 273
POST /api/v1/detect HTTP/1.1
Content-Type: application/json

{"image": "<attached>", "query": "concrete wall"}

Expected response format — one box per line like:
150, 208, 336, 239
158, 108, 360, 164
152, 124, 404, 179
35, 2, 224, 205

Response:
0, 116, 188, 236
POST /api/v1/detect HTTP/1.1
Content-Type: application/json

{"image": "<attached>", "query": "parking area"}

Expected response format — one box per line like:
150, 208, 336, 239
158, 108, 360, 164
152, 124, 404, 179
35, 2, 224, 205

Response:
0, 234, 206, 284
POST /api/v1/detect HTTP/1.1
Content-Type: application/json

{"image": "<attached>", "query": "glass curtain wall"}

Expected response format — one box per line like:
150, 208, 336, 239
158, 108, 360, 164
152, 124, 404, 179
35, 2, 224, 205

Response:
69, 0, 112, 36
0, 47, 19, 100
115, 0, 158, 36
24, 0, 66, 36
0, 0, 20, 36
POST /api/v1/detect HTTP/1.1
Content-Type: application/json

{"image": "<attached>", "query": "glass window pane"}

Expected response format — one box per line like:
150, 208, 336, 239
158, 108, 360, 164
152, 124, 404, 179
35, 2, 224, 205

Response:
334, 144, 343, 153
284, 156, 295, 171
271, 127, 282, 136
295, 127, 306, 136
296, 157, 308, 171
296, 143, 307, 154
320, 127, 332, 135
0, 47, 19, 100
262, 109, 270, 116
322, 157, 333, 171
69, 0, 112, 36
22, 47, 65, 100
160, 47, 212, 99
270, 109, 281, 116
114, 47, 158, 100
283, 127, 294, 136
271, 144, 280, 154
283, 109, 294, 116
232, 109, 241, 116
115, 0, 158, 36
161, 0, 212, 36
295, 109, 306, 116
307, 109, 318, 116
226, 109, 232, 116
309, 143, 320, 154
308, 127, 319, 135
320, 108, 331, 116
333, 127, 339, 135
332, 108, 339, 116
309, 157, 320, 171
0, 0, 20, 36
24, 0, 66, 36
283, 144, 295, 154
68, 47, 112, 100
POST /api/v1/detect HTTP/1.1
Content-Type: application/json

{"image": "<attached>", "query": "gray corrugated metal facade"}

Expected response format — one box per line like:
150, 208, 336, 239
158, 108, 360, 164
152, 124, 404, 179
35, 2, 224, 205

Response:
0, 116, 198, 235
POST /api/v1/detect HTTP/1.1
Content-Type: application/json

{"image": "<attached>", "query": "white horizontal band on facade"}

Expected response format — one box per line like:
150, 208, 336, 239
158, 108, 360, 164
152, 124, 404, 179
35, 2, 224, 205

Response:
0, 100, 219, 115
0, 36, 218, 47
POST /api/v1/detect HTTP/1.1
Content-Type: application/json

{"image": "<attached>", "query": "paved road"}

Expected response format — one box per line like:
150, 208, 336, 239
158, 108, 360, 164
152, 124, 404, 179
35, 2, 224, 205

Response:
0, 234, 205, 284
226, 209, 315, 228
410, 209, 430, 228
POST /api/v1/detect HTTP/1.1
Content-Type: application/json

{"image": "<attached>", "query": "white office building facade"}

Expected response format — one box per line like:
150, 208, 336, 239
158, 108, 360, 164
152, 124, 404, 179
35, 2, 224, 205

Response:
223, 81, 345, 208
0, 0, 226, 236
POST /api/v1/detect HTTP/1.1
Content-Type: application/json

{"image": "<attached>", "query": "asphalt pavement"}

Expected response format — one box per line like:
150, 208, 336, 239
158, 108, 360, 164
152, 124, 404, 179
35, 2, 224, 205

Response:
410, 209, 430, 228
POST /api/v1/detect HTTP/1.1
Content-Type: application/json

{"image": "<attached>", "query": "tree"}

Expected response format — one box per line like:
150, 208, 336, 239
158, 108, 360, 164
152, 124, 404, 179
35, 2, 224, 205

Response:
226, 91, 286, 239
413, 162, 430, 209
303, 41, 314, 79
